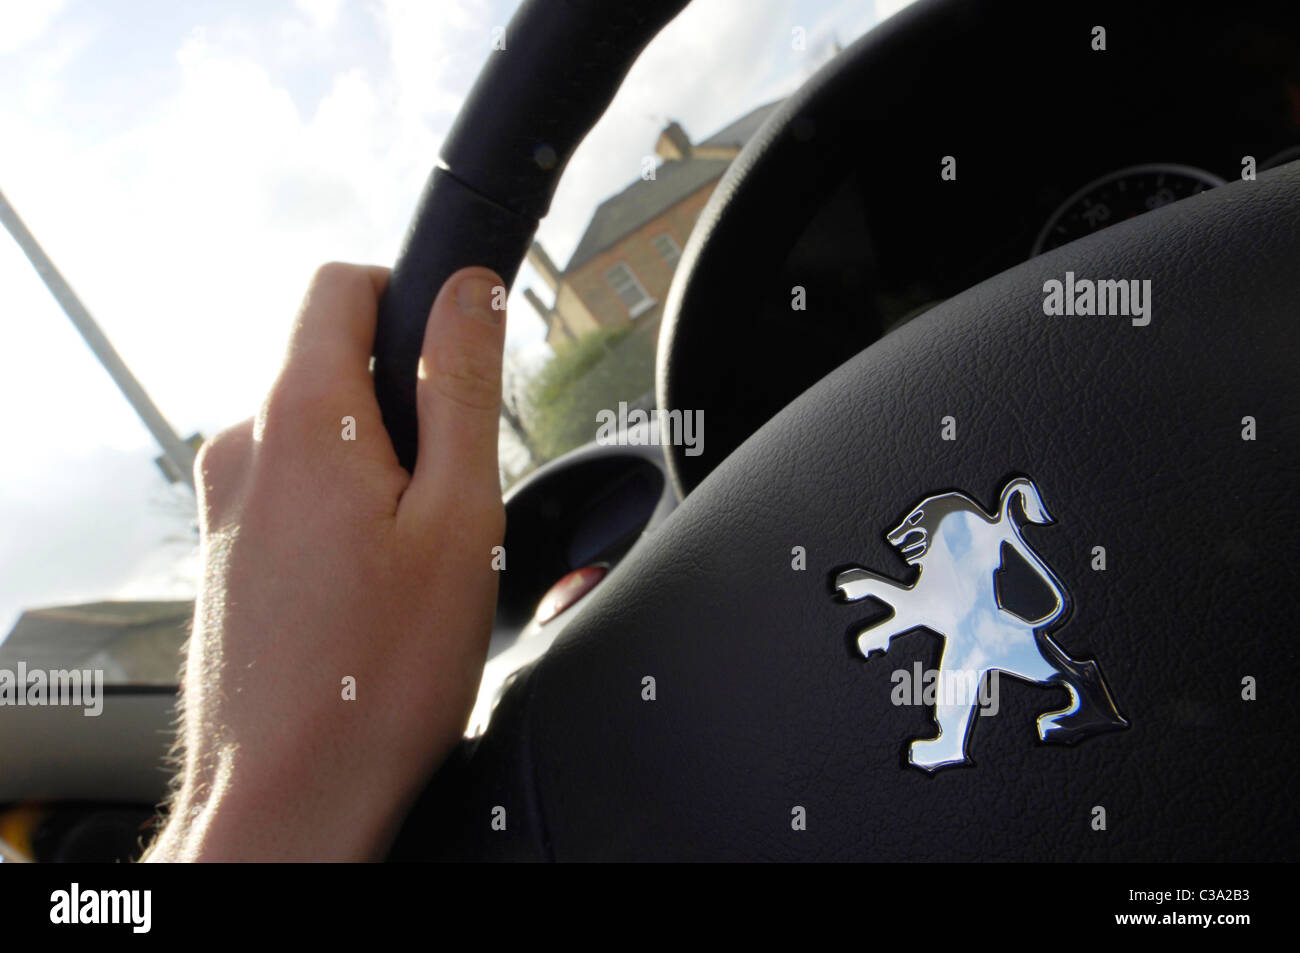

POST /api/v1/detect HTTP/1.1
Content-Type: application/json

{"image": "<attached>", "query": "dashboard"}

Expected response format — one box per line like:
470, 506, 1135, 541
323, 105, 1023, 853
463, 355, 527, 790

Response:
657, 0, 1300, 494
864, 144, 1300, 337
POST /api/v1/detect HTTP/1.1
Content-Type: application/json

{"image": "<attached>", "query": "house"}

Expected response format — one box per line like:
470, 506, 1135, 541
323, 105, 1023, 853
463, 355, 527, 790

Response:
525, 101, 781, 350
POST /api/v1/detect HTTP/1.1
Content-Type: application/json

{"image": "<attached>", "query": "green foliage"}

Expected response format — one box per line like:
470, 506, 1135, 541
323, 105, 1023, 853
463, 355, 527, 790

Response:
523, 324, 657, 462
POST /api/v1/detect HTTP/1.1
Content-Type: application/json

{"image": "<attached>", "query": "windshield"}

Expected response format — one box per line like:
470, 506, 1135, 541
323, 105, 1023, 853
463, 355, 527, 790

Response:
0, 0, 909, 673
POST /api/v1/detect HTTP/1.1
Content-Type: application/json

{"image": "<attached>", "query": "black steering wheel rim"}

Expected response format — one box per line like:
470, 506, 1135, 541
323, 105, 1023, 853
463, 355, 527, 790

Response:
382, 0, 1300, 861
372, 0, 692, 472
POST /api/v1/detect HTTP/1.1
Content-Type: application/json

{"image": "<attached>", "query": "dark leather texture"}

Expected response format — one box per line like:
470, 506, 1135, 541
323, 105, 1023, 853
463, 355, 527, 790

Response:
393, 0, 1300, 861
402, 159, 1300, 861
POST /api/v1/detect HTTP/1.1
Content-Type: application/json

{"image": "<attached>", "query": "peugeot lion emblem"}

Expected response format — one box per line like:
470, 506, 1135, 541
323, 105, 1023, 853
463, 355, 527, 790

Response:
834, 477, 1128, 772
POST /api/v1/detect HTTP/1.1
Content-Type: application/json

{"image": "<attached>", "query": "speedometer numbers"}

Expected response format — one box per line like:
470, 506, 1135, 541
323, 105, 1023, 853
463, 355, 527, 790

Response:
1032, 164, 1224, 255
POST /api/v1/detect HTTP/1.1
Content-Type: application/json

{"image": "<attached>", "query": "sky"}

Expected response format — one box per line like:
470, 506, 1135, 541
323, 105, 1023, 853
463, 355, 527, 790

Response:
0, 0, 913, 639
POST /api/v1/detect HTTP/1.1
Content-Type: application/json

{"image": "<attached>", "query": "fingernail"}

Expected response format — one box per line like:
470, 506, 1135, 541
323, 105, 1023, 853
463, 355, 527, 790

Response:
455, 274, 501, 325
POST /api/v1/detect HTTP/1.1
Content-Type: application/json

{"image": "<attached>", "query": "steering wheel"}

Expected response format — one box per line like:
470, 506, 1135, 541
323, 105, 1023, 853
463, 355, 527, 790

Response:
377, 0, 1300, 860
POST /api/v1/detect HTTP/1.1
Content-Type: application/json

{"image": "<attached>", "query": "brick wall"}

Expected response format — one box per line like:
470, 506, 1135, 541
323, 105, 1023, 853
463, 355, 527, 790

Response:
560, 179, 719, 338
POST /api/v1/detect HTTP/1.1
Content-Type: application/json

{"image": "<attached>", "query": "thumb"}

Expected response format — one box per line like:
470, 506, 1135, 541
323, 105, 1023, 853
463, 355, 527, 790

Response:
401, 266, 507, 520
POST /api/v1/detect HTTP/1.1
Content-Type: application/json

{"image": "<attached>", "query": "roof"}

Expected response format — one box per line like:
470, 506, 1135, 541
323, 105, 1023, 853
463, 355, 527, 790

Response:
565, 158, 730, 271
0, 599, 192, 684
564, 100, 781, 272
698, 100, 782, 149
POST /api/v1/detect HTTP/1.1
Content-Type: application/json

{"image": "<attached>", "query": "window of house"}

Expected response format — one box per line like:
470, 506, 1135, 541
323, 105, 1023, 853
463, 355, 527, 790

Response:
652, 232, 681, 267
605, 262, 655, 318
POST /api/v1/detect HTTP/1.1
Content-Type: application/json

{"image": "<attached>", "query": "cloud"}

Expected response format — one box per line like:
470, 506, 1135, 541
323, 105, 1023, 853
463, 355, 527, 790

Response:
2, 13, 468, 445
293, 0, 344, 32
0, 0, 66, 54
375, 0, 485, 124
875, 0, 920, 25
0, 2, 485, 625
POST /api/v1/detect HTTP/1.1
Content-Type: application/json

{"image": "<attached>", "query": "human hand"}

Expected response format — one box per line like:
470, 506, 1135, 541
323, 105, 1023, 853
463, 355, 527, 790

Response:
145, 262, 507, 861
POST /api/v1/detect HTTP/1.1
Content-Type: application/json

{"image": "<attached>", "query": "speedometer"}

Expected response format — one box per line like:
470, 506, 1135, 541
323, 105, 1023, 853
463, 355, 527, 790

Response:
1032, 163, 1224, 255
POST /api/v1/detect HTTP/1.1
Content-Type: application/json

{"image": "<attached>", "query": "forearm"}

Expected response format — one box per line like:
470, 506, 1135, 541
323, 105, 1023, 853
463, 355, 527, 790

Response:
145, 752, 410, 862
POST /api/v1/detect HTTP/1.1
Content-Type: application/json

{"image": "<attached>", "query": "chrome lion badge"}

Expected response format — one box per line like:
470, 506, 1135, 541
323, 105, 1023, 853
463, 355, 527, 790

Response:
834, 477, 1127, 772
